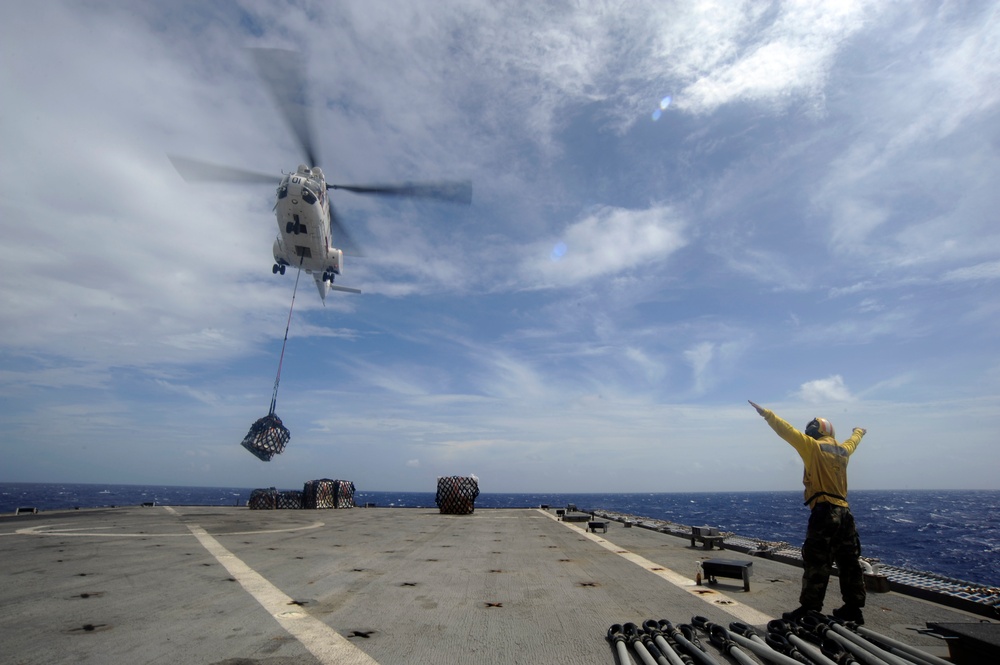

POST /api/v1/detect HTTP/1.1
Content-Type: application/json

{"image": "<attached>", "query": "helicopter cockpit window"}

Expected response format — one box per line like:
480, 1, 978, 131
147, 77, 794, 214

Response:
301, 187, 317, 205
277, 175, 289, 199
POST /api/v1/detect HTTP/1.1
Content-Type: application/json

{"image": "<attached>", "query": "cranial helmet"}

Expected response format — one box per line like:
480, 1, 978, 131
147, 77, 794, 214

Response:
805, 417, 835, 440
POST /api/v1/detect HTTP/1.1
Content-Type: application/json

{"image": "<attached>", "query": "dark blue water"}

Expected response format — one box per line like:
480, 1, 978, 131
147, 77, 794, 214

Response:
2, 484, 997, 588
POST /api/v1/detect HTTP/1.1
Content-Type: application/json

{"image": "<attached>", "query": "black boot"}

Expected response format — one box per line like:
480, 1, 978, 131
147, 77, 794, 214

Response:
832, 605, 865, 625
782, 606, 813, 622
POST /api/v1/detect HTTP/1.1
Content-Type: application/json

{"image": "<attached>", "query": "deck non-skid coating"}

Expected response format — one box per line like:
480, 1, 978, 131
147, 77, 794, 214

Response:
0, 506, 975, 664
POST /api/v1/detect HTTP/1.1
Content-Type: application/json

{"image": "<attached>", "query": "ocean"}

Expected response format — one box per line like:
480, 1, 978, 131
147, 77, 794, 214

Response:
2, 483, 997, 588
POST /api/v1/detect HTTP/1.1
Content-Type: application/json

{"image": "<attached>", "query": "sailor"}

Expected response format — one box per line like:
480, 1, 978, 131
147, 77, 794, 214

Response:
748, 400, 868, 624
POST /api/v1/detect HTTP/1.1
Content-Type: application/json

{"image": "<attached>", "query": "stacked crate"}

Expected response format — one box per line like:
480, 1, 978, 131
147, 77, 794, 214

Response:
276, 490, 303, 509
248, 487, 278, 510
303, 479, 355, 509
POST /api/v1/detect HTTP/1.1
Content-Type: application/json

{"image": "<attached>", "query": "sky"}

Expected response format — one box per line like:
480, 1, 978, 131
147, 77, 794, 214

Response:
2, 1, 999, 494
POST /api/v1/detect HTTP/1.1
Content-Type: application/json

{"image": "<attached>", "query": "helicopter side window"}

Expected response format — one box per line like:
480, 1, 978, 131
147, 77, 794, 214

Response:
301, 187, 317, 205
277, 184, 288, 199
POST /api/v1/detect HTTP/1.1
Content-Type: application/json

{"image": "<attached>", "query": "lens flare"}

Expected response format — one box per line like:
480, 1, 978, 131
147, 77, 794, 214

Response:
651, 95, 672, 121
550, 241, 567, 261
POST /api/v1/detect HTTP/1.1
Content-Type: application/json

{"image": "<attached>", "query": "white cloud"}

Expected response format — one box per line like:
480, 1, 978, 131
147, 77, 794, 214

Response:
674, 1, 880, 115
523, 205, 687, 288
1, 1, 998, 493
797, 375, 854, 403
942, 261, 1000, 283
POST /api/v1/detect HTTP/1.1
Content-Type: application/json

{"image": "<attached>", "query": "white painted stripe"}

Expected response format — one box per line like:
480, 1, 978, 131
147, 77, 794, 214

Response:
164, 506, 380, 665
541, 510, 772, 625
15, 521, 324, 538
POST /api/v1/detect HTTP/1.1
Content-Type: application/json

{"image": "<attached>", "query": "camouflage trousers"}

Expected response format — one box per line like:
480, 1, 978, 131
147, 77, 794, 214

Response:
800, 502, 866, 611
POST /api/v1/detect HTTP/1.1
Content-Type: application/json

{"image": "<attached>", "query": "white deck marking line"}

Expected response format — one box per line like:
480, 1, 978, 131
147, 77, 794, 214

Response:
163, 506, 380, 665
14, 521, 324, 537
540, 510, 772, 625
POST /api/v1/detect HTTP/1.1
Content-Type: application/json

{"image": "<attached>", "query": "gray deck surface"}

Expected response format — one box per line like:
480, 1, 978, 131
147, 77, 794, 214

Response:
0, 506, 979, 664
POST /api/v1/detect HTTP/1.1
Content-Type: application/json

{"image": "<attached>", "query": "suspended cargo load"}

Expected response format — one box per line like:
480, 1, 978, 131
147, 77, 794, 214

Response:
239, 252, 305, 461
248, 487, 278, 510
303, 479, 356, 509
240, 413, 290, 461
436, 475, 480, 515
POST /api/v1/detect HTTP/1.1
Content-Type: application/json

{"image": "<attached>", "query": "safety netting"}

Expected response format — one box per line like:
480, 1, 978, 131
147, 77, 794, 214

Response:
303, 479, 356, 509
248, 487, 278, 510
277, 490, 304, 509
435, 475, 480, 514
240, 413, 290, 462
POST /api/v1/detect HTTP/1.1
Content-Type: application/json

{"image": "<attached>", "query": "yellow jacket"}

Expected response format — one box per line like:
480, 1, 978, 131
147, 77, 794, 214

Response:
761, 409, 865, 509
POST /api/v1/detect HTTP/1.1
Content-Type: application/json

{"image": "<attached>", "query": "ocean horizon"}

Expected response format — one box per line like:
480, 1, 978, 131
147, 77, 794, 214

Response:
2, 482, 997, 588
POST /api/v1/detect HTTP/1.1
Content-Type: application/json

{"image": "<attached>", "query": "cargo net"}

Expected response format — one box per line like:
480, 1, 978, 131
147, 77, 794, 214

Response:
303, 479, 356, 509
248, 487, 278, 510
436, 475, 480, 514
277, 490, 303, 509
248, 488, 304, 510
241, 413, 290, 462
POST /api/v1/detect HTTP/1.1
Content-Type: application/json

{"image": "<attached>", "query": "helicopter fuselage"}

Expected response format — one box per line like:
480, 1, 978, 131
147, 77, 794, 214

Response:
271, 165, 347, 299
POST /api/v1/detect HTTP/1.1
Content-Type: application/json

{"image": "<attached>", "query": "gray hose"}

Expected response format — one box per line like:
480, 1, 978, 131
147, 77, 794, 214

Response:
664, 623, 721, 665
856, 627, 952, 665
788, 635, 838, 665
642, 621, 687, 665
726, 631, 810, 665
830, 623, 916, 665
825, 631, 894, 665
609, 624, 635, 665
624, 623, 660, 665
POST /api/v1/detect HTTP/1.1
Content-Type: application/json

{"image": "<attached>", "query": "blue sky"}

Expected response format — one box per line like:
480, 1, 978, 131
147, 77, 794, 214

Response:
2, 1, 999, 493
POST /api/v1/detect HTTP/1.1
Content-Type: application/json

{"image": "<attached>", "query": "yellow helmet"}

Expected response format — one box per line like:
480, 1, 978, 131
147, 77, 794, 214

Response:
805, 417, 835, 440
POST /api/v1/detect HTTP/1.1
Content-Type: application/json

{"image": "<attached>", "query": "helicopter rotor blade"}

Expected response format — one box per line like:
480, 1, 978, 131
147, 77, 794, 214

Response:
249, 48, 320, 169
330, 203, 364, 256
168, 155, 276, 184
328, 180, 472, 205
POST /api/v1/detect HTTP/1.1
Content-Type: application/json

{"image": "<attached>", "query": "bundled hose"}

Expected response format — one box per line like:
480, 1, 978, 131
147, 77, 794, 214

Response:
727, 622, 810, 665
798, 614, 900, 665
768, 618, 838, 665
643, 620, 689, 665
855, 626, 952, 665
624, 623, 660, 665
689, 616, 759, 665
608, 624, 634, 665
657, 620, 720, 665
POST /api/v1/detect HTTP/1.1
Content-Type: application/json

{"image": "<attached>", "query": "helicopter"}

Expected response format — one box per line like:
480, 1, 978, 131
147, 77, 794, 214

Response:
168, 48, 472, 301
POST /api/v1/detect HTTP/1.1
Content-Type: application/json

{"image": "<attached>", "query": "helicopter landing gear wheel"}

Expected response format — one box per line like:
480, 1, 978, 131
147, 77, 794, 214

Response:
279, 265, 286, 275
272, 264, 279, 274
